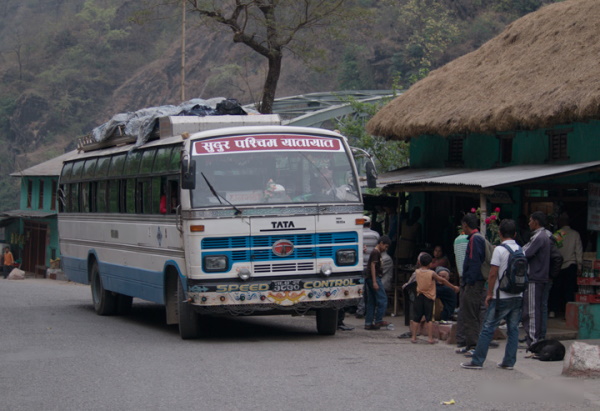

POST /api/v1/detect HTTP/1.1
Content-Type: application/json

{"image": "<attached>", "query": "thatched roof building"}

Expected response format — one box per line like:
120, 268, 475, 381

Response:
367, 0, 600, 140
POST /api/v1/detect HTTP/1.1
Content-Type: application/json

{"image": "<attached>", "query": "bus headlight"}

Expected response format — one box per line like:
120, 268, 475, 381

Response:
320, 264, 332, 277
336, 249, 356, 266
238, 268, 251, 281
203, 255, 228, 272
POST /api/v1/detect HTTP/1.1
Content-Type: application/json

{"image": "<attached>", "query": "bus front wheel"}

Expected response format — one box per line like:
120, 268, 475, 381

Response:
316, 308, 338, 335
90, 262, 117, 316
177, 278, 200, 339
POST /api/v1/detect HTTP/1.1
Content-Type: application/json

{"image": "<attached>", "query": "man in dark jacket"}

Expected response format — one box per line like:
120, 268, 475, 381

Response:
456, 213, 487, 353
522, 211, 551, 348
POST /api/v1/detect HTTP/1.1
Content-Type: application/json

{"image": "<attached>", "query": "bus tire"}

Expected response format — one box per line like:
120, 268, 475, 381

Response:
90, 261, 117, 316
116, 294, 133, 315
316, 308, 338, 335
177, 278, 200, 339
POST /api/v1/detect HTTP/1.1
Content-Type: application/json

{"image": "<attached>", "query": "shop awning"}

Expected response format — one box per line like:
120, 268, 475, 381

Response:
1, 210, 57, 219
0, 216, 15, 226
380, 161, 600, 194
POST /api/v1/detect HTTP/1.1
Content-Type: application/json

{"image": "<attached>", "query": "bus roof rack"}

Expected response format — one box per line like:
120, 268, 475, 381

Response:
158, 115, 281, 138
77, 114, 282, 153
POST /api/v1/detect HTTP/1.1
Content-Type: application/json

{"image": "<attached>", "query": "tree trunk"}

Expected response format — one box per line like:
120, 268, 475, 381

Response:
258, 52, 282, 114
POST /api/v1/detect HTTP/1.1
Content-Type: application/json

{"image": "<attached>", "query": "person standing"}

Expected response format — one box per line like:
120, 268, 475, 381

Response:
364, 235, 392, 330
453, 230, 469, 347
456, 213, 486, 354
356, 217, 380, 318
522, 211, 551, 348
3, 246, 15, 279
552, 212, 583, 314
461, 219, 524, 370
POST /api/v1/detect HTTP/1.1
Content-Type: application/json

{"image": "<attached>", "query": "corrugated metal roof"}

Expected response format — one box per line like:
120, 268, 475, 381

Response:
377, 167, 470, 186
381, 161, 600, 193
1, 210, 57, 218
10, 150, 79, 177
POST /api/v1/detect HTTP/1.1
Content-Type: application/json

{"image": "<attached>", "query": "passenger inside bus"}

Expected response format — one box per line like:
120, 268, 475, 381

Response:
159, 181, 180, 214
159, 192, 167, 214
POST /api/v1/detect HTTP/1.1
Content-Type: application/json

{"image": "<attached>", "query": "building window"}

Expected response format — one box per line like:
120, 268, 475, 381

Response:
38, 180, 45, 209
27, 180, 33, 208
446, 136, 464, 167
51, 181, 57, 211
498, 135, 514, 164
547, 129, 571, 161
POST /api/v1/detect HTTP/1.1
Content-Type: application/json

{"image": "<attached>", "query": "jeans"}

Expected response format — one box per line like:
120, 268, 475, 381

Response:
471, 297, 523, 367
463, 281, 485, 348
3, 265, 11, 279
365, 277, 387, 325
356, 283, 368, 315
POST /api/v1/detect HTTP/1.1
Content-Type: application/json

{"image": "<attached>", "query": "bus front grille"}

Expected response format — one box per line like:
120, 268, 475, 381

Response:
254, 262, 315, 274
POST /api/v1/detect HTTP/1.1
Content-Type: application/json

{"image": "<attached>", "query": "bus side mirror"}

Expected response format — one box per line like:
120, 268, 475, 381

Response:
366, 160, 377, 189
181, 158, 196, 190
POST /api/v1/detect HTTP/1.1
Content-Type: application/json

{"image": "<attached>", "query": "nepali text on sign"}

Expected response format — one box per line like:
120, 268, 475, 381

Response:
194, 134, 342, 155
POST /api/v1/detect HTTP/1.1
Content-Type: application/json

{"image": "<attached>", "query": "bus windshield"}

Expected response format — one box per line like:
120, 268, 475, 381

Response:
190, 133, 360, 207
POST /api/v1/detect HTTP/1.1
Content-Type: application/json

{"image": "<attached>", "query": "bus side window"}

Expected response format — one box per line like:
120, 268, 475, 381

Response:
108, 180, 119, 212
168, 180, 179, 213
125, 179, 135, 214
70, 183, 80, 212
152, 177, 163, 214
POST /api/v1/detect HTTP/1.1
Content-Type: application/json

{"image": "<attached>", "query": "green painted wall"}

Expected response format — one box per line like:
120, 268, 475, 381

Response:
407, 120, 600, 261
410, 120, 600, 168
20, 177, 57, 211
577, 303, 600, 339
17, 176, 60, 267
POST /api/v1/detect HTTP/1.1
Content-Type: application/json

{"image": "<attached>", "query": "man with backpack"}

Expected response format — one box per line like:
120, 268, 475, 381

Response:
461, 219, 527, 370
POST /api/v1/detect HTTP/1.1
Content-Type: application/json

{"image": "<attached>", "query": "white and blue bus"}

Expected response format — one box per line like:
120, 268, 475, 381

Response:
58, 116, 365, 338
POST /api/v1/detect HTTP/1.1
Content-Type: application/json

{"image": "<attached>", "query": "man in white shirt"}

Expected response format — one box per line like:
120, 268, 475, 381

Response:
461, 219, 524, 370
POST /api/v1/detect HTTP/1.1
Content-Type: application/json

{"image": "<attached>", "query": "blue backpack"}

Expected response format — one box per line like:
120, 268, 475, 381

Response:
497, 244, 528, 295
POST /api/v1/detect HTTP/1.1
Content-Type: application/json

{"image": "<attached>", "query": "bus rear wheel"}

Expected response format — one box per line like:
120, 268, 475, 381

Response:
177, 278, 200, 339
316, 308, 338, 335
90, 262, 117, 315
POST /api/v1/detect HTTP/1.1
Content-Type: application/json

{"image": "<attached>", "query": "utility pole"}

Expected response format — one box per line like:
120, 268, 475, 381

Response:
180, 0, 186, 102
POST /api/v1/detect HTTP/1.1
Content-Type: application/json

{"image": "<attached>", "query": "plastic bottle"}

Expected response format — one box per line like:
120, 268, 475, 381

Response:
387, 323, 395, 331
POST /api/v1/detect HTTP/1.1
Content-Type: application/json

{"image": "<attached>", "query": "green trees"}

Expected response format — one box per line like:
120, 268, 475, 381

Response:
183, 0, 362, 113
337, 96, 409, 179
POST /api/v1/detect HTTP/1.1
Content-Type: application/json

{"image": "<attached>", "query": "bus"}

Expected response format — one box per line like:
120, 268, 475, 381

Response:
58, 116, 365, 339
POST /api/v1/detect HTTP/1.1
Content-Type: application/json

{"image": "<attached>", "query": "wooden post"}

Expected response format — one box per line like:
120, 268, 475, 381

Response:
479, 193, 487, 236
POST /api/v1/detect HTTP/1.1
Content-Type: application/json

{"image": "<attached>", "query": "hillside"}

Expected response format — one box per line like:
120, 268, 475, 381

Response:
0, 0, 560, 210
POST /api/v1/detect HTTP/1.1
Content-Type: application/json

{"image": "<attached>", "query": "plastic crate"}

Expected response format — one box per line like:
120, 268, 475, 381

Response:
575, 294, 600, 304
577, 277, 600, 286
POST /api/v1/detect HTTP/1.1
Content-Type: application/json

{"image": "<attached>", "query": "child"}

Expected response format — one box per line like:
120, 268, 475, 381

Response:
410, 253, 459, 343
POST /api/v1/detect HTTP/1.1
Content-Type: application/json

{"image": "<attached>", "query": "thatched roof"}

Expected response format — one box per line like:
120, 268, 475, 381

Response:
367, 0, 600, 140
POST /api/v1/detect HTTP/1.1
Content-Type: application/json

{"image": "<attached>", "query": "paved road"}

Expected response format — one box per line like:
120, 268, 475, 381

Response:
1, 279, 598, 410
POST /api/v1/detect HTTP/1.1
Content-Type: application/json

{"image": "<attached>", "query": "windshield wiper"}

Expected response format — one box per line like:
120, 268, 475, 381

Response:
201, 172, 242, 216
